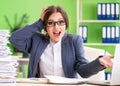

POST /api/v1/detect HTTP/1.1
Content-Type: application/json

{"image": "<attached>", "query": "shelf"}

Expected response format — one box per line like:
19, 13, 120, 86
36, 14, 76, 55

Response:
77, 0, 120, 53
79, 20, 120, 23
83, 43, 117, 46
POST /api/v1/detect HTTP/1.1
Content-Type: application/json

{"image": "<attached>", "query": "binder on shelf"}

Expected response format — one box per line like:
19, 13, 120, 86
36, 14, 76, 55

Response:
115, 26, 120, 43
78, 26, 88, 43
98, 3, 102, 20
111, 3, 115, 20
111, 26, 115, 43
78, 26, 82, 38
106, 3, 111, 20
115, 3, 119, 20
106, 26, 111, 43
83, 26, 87, 43
101, 3, 106, 20
102, 26, 107, 43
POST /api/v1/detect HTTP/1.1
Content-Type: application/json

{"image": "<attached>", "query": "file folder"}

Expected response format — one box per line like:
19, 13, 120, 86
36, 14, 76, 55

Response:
115, 3, 119, 20
78, 26, 84, 43
78, 26, 82, 37
83, 26, 87, 43
78, 26, 88, 43
115, 26, 120, 43
111, 3, 115, 20
102, 3, 106, 20
102, 26, 107, 43
111, 26, 115, 43
106, 3, 111, 20
98, 3, 102, 20
106, 26, 111, 43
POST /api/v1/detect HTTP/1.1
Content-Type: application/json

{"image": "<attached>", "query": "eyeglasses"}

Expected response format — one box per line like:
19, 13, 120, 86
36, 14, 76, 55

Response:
46, 20, 65, 27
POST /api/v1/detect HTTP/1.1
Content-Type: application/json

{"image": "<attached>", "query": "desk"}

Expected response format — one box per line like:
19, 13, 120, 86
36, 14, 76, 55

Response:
0, 78, 100, 86
0, 83, 99, 86
12, 56, 29, 65
17, 58, 29, 78
13, 57, 29, 78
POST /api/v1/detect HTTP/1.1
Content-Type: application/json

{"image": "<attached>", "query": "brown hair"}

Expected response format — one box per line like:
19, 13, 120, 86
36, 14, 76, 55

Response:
43, 5, 69, 31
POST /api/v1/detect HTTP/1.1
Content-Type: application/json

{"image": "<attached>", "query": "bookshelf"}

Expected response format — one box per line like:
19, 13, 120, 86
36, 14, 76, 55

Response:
76, 0, 120, 55
76, 0, 120, 80
76, 0, 120, 46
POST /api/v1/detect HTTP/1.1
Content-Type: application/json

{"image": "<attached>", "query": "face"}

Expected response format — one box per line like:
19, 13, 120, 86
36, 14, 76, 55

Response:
46, 12, 66, 43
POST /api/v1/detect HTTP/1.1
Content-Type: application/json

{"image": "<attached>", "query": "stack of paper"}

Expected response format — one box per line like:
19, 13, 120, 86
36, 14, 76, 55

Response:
0, 30, 11, 58
0, 59, 18, 83
0, 30, 18, 83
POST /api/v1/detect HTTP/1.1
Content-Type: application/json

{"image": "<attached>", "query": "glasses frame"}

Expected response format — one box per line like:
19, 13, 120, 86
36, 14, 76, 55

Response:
46, 20, 65, 27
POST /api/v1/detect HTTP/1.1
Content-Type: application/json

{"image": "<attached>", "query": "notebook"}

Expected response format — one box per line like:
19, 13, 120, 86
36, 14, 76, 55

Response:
87, 44, 120, 85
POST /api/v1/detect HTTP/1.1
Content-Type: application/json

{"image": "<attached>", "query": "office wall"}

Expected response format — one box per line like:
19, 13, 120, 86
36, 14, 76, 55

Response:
0, 0, 76, 33
0, 0, 116, 55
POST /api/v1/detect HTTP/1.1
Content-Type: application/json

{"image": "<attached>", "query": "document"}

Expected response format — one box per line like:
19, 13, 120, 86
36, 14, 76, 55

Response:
17, 78, 48, 84
17, 75, 88, 84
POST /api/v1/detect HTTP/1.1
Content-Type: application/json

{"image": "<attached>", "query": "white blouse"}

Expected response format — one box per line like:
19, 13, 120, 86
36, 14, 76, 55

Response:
39, 40, 65, 77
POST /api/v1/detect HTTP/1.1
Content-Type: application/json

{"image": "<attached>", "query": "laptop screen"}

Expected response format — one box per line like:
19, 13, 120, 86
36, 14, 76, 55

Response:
110, 44, 120, 85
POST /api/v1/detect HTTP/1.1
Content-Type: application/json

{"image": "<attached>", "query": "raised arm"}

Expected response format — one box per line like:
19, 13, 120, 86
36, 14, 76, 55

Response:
9, 19, 44, 53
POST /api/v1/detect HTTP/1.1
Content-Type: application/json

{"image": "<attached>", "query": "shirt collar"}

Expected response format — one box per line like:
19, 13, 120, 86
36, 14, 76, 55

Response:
50, 39, 62, 46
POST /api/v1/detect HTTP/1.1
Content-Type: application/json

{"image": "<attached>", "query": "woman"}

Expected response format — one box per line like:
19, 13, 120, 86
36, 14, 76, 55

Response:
9, 5, 113, 78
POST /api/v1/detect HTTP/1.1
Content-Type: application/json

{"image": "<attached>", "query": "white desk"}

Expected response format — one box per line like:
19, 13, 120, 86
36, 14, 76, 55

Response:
13, 57, 29, 78
17, 58, 29, 78
0, 83, 99, 86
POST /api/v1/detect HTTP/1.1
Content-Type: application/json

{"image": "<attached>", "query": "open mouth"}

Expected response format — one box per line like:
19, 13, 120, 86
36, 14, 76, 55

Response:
53, 31, 61, 37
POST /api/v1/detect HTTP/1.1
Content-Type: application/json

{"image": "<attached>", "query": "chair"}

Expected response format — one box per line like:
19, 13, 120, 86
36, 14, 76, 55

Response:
79, 46, 110, 80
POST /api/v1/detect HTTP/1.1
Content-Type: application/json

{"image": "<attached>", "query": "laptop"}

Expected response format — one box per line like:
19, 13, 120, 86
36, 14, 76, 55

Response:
87, 44, 120, 85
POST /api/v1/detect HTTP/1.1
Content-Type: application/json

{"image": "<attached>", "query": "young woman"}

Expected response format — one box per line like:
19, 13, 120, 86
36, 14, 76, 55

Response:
9, 5, 113, 78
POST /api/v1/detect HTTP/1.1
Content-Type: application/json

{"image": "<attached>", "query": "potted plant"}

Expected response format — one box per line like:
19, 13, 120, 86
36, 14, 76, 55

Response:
4, 13, 29, 33
4, 13, 29, 57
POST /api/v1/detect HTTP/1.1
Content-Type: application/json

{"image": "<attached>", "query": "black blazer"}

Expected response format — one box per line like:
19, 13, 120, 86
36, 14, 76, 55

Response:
9, 19, 105, 78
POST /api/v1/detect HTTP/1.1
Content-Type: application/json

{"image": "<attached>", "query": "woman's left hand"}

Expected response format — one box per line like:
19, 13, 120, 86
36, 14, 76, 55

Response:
98, 55, 114, 69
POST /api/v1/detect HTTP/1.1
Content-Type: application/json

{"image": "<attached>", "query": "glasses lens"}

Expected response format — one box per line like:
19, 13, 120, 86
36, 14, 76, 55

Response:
47, 21, 54, 26
57, 20, 65, 26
